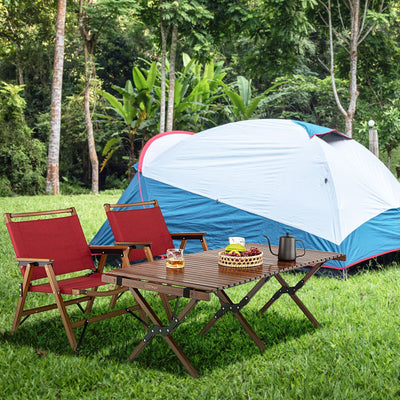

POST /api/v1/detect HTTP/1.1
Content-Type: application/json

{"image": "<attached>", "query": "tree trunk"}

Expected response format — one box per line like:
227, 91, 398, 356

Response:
166, 25, 178, 132
128, 132, 136, 181
78, 0, 99, 195
16, 55, 24, 86
325, 0, 363, 138
83, 50, 99, 195
159, 22, 168, 133
346, 0, 361, 138
327, 0, 347, 131
46, 0, 66, 195
387, 147, 392, 170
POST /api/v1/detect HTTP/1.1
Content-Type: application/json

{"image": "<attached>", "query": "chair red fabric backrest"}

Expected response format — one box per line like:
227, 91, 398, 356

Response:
106, 206, 174, 260
6, 214, 95, 281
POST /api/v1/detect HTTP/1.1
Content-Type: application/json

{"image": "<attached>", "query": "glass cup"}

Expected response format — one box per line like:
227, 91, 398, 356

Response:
166, 248, 185, 269
229, 237, 245, 246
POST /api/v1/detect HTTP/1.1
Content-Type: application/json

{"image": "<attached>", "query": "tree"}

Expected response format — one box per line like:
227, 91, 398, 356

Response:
46, 0, 67, 195
317, 0, 388, 137
73, 0, 139, 194
140, 0, 213, 132
236, 0, 318, 84
0, 0, 57, 122
75, 0, 99, 194
99, 62, 157, 181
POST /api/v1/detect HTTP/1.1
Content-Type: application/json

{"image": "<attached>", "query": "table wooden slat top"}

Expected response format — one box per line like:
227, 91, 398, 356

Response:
102, 244, 346, 294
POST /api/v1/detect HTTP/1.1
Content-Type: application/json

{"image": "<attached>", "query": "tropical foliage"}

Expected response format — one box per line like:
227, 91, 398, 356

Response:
0, 1, 400, 194
98, 62, 158, 180
0, 82, 46, 196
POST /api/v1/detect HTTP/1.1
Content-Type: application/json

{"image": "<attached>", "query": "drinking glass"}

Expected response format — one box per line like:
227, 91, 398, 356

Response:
166, 248, 185, 268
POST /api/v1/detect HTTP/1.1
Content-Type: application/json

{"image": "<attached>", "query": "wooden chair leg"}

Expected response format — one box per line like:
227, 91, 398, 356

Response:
109, 248, 132, 308
12, 264, 34, 333
45, 264, 78, 351
88, 254, 111, 312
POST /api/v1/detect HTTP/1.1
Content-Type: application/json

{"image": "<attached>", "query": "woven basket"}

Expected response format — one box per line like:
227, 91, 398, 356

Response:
218, 251, 263, 268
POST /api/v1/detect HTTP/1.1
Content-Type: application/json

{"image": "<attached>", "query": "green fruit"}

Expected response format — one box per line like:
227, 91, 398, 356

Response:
225, 244, 246, 254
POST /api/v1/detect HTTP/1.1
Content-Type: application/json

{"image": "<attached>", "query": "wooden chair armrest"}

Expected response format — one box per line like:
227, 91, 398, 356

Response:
113, 241, 152, 249
89, 245, 133, 255
170, 233, 208, 251
114, 241, 154, 263
170, 232, 207, 239
13, 257, 53, 266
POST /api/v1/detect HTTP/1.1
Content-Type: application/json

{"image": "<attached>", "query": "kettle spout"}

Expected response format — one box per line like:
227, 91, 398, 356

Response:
263, 235, 278, 256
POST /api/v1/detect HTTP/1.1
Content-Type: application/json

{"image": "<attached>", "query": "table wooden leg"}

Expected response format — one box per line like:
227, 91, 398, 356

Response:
163, 335, 200, 378
260, 263, 323, 328
217, 290, 265, 351
200, 278, 269, 351
159, 293, 173, 321
199, 311, 218, 335
127, 288, 200, 378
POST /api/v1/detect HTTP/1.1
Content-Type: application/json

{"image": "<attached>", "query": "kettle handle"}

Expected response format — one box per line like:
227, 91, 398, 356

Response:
296, 239, 306, 257
263, 235, 278, 256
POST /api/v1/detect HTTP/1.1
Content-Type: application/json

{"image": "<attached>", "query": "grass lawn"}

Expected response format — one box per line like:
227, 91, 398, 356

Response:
0, 193, 399, 399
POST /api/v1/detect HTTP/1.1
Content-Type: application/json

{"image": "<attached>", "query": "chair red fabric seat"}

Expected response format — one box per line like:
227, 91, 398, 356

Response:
104, 200, 209, 263
106, 206, 173, 261
29, 272, 104, 294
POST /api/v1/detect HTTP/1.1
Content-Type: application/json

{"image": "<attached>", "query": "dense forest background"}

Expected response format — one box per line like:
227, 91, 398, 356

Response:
1, 0, 399, 196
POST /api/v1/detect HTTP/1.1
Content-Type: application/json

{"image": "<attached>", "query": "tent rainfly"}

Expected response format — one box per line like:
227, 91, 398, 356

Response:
92, 119, 400, 271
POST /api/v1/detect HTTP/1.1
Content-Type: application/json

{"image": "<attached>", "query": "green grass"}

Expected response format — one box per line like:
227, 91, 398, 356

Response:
1, 193, 400, 399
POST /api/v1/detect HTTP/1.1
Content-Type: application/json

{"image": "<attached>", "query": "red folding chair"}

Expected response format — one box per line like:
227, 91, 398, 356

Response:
4, 207, 144, 352
104, 200, 208, 318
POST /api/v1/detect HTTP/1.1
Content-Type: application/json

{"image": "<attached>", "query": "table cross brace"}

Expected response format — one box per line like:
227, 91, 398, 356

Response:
270, 278, 305, 300
213, 293, 250, 319
143, 317, 180, 342
260, 263, 324, 327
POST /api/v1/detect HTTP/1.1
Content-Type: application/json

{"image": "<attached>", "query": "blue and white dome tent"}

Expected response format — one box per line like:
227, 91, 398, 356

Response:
92, 119, 400, 271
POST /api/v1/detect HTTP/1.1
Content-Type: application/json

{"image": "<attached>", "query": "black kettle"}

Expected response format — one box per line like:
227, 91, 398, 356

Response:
264, 233, 306, 261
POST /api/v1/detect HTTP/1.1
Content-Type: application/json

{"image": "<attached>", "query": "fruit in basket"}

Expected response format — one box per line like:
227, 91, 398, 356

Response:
225, 244, 246, 254
224, 244, 261, 257
243, 246, 262, 256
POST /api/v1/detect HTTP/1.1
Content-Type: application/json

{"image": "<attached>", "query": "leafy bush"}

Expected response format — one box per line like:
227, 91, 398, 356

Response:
19, 171, 46, 196
0, 82, 47, 196
0, 176, 12, 197
0, 140, 46, 196
104, 172, 128, 190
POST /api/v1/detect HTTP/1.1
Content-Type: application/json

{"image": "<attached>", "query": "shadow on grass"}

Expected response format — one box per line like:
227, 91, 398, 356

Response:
1, 297, 317, 376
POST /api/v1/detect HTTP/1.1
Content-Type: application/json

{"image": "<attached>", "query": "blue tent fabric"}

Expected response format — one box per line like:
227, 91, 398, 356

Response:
292, 120, 349, 139
92, 119, 400, 270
